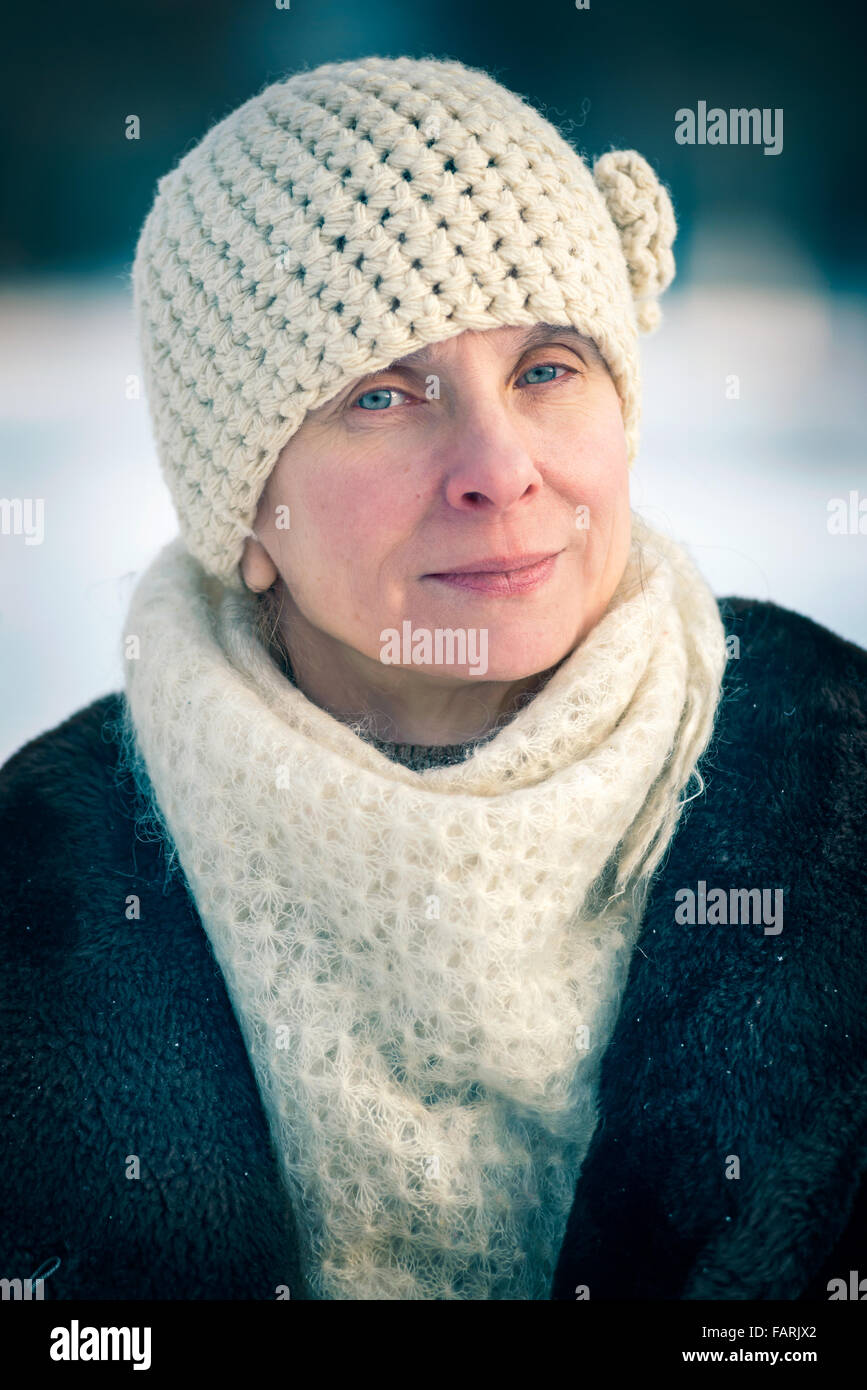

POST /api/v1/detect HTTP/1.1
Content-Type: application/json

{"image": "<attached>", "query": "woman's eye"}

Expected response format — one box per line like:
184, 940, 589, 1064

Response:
353, 386, 410, 411
518, 362, 571, 387
351, 365, 571, 411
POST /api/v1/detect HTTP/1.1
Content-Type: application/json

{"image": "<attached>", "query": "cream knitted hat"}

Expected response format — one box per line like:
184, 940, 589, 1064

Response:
132, 54, 677, 591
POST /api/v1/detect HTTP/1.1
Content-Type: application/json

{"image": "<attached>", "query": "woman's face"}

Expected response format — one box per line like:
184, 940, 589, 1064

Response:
242, 321, 631, 696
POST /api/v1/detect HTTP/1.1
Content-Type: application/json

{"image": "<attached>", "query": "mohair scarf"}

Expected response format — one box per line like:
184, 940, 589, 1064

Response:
121, 512, 726, 1300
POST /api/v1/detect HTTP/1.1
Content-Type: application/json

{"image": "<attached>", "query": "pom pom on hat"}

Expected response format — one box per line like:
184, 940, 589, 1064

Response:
593, 149, 677, 334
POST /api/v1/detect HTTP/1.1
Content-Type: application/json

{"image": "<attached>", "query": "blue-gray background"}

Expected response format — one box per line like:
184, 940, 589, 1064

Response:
1, 0, 864, 761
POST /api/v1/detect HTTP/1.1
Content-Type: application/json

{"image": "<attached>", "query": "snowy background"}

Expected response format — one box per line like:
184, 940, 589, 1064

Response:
1, 234, 864, 764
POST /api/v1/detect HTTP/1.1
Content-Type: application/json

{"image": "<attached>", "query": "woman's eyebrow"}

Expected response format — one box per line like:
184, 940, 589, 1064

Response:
383, 323, 601, 372
518, 323, 601, 358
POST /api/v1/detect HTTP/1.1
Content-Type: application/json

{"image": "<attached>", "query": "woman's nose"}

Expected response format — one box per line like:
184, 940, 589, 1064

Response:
441, 404, 542, 512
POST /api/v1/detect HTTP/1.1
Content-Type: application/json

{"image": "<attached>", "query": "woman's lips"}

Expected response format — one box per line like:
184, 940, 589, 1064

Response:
425, 552, 560, 596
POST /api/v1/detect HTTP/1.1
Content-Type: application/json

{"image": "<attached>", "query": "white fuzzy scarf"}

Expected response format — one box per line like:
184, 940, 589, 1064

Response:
121, 513, 726, 1300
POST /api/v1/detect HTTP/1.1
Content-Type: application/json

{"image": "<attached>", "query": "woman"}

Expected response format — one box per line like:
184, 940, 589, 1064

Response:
2, 55, 865, 1303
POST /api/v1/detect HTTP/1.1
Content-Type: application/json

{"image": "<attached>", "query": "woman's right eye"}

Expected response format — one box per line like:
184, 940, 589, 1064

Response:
353, 386, 410, 411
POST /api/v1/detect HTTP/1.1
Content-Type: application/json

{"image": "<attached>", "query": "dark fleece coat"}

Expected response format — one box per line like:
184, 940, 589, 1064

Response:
1, 596, 866, 1301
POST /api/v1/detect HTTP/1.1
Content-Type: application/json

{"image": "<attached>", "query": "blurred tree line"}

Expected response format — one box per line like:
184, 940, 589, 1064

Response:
1, 0, 862, 285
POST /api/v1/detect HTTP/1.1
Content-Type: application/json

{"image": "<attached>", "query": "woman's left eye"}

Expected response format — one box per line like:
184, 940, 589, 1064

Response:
353, 386, 410, 411
518, 363, 571, 387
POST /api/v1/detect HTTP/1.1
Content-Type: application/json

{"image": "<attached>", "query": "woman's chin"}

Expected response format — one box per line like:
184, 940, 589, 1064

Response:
369, 625, 577, 685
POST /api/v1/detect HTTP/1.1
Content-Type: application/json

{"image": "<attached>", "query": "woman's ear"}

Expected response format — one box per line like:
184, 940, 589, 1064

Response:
240, 533, 279, 593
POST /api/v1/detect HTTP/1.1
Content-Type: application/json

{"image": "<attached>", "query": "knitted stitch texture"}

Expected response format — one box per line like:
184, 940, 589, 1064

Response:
121, 512, 725, 1300
131, 54, 677, 589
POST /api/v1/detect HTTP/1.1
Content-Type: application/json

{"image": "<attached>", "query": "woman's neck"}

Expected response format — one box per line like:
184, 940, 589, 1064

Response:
256, 588, 561, 747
